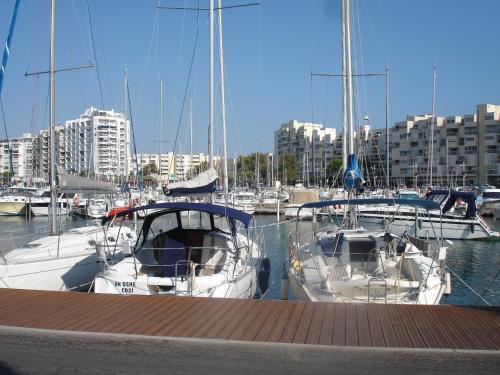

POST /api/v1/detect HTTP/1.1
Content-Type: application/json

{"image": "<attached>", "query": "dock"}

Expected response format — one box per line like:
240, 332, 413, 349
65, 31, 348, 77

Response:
0, 289, 498, 374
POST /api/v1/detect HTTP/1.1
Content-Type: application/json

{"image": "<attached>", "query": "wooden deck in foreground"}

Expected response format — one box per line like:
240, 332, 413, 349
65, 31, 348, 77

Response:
0, 289, 498, 350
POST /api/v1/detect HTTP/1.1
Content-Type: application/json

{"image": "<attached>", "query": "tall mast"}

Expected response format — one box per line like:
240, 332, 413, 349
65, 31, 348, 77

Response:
208, 0, 214, 168
342, 0, 354, 157
429, 66, 436, 186
49, 0, 58, 234
189, 97, 193, 179
385, 67, 390, 188
123, 68, 128, 183
159, 77, 163, 184
217, 0, 229, 196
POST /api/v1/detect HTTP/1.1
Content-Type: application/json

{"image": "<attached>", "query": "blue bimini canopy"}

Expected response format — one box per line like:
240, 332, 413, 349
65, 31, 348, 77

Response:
300, 198, 441, 211
442, 191, 477, 219
102, 202, 252, 227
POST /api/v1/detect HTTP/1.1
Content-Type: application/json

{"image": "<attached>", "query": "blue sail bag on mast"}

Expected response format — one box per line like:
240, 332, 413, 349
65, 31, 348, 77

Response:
343, 154, 363, 190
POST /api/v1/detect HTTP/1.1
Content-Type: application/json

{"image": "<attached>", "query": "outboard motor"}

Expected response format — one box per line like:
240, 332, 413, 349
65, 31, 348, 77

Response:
258, 258, 271, 296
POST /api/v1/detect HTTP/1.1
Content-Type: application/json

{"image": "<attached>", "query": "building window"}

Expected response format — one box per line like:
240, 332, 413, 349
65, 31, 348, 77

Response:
465, 146, 477, 154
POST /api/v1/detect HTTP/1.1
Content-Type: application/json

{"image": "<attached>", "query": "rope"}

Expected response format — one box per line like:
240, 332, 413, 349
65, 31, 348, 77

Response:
446, 265, 491, 306
166, 0, 201, 188
473, 263, 499, 305
85, 0, 104, 109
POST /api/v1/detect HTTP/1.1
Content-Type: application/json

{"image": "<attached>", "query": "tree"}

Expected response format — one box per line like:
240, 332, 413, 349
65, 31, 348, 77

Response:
193, 161, 209, 176
277, 154, 297, 186
234, 153, 269, 187
326, 159, 342, 186
142, 161, 158, 176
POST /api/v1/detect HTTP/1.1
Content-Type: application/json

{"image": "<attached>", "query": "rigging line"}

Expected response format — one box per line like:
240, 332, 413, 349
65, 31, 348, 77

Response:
135, 3, 160, 120
354, 0, 368, 118
29, 75, 40, 140
309, 0, 320, 123
25, 0, 42, 76
0, 97, 14, 177
167, 0, 201, 186
85, 0, 104, 109
473, 263, 500, 306
71, 0, 91, 56
126, 78, 141, 192
446, 265, 491, 306
61, 12, 86, 104
361, 0, 388, 67
172, 0, 188, 136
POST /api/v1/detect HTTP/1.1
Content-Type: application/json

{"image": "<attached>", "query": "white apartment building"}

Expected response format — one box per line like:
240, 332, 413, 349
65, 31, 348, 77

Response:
274, 104, 500, 187
275, 120, 336, 184
64, 107, 130, 181
32, 126, 65, 179
0, 133, 34, 180
391, 104, 500, 187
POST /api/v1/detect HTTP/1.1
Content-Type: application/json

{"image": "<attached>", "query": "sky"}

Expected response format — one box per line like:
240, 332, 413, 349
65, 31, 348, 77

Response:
0, 0, 499, 157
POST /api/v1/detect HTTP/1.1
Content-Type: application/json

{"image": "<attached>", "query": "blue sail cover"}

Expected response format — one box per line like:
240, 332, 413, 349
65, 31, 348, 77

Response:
343, 154, 363, 190
164, 168, 218, 197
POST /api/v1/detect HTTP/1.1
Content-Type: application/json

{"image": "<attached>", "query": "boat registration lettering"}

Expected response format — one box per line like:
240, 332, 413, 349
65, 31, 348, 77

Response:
114, 281, 135, 294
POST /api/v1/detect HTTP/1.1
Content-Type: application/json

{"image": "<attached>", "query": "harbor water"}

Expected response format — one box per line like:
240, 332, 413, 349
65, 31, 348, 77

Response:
0, 214, 498, 306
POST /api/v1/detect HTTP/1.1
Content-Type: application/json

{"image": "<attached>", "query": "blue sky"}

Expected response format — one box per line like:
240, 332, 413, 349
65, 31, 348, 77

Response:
0, 0, 499, 156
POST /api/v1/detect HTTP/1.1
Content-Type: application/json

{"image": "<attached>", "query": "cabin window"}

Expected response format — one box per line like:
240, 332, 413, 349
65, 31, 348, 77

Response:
179, 211, 212, 230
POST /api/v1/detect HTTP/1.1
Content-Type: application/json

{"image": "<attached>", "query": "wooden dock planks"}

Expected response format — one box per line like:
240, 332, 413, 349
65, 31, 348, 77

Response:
0, 289, 498, 350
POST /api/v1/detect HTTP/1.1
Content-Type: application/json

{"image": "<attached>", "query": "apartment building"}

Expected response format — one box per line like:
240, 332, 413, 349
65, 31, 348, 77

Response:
274, 104, 500, 187
32, 126, 65, 179
64, 107, 130, 181
0, 133, 34, 180
130, 153, 212, 183
274, 120, 336, 184
391, 104, 500, 187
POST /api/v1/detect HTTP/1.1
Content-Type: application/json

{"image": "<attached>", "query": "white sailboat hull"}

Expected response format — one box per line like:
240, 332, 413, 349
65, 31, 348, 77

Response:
0, 226, 135, 291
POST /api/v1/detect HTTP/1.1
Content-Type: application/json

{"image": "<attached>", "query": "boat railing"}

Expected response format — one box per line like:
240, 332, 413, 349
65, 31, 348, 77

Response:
0, 226, 51, 260
367, 277, 388, 303
131, 243, 250, 279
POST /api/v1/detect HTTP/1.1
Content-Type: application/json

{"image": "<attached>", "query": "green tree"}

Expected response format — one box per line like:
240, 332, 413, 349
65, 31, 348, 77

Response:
234, 153, 269, 187
277, 154, 297, 186
142, 161, 158, 176
326, 159, 342, 186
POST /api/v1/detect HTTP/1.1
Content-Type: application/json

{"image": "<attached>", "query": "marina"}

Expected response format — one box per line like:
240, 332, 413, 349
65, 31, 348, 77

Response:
0, 0, 499, 372
1, 214, 499, 306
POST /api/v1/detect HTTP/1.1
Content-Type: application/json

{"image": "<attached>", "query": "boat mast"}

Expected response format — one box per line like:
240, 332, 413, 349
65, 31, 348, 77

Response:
429, 66, 436, 187
159, 77, 163, 185
217, 0, 229, 197
342, 0, 357, 227
343, 0, 354, 157
49, 0, 58, 235
385, 66, 390, 188
189, 97, 193, 180
208, 0, 214, 168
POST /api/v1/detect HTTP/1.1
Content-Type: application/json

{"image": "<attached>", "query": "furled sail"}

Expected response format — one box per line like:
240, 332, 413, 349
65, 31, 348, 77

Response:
164, 168, 218, 196
342, 154, 363, 190
57, 167, 116, 194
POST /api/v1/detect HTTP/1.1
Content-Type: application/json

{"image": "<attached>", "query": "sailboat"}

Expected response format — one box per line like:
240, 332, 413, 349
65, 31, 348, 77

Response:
286, 0, 449, 304
94, 0, 267, 298
0, 0, 136, 292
